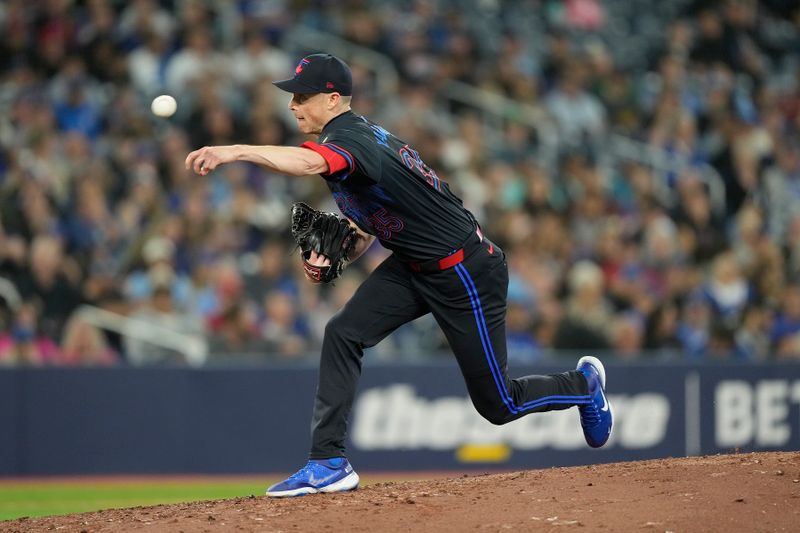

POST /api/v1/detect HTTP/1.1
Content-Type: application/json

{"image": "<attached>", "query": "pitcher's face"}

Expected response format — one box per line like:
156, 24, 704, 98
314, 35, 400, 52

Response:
288, 93, 334, 135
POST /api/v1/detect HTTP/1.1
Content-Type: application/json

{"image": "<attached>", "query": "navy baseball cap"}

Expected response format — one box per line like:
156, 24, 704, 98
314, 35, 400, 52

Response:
273, 53, 353, 96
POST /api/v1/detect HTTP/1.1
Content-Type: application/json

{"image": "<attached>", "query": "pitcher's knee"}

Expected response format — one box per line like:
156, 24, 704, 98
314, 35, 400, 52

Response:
473, 400, 515, 426
324, 312, 358, 342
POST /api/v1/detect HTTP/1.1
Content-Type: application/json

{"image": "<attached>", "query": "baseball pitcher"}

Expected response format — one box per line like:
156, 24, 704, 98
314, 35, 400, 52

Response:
185, 54, 613, 497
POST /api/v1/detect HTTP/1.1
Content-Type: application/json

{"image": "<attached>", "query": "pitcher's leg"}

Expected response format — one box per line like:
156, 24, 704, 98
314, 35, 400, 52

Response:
310, 255, 429, 458
423, 251, 591, 425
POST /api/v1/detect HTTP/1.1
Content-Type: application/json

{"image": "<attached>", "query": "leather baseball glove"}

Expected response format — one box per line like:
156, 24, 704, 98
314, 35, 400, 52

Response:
291, 202, 358, 283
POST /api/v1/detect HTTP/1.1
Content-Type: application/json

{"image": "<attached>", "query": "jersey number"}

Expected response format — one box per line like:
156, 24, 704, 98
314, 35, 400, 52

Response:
399, 145, 442, 191
368, 207, 404, 240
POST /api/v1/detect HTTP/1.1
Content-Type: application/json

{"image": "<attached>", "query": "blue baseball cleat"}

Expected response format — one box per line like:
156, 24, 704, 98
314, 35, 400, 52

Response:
576, 356, 613, 448
266, 457, 360, 497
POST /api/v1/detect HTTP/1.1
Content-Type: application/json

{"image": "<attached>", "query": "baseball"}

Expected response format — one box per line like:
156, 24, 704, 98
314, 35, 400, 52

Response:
151, 94, 177, 117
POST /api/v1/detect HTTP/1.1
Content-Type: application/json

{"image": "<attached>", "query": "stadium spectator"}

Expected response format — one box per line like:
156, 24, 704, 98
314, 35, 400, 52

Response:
127, 31, 172, 98
506, 297, 541, 364
673, 177, 727, 263
258, 289, 310, 358
544, 60, 606, 153
207, 301, 267, 355
643, 300, 682, 356
554, 260, 613, 351
229, 30, 290, 90
15, 235, 83, 340
242, 239, 299, 303
117, 0, 176, 51
734, 304, 771, 360
164, 28, 227, 96
610, 311, 645, 360
701, 250, 753, 326
124, 284, 204, 366
0, 302, 61, 366
771, 284, 800, 359
761, 139, 800, 243
124, 236, 192, 310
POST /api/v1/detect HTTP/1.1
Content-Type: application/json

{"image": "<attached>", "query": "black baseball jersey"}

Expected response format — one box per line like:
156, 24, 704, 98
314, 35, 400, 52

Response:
302, 111, 475, 262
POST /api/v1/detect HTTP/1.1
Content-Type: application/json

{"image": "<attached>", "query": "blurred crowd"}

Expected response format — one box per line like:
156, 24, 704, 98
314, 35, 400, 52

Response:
1, 0, 800, 366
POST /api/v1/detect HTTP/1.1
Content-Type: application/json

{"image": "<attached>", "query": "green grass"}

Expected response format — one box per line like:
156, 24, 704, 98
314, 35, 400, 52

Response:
0, 478, 274, 521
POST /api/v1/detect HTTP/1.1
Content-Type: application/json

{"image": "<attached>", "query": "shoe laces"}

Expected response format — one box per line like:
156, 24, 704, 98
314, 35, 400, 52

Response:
580, 400, 601, 426
579, 368, 602, 426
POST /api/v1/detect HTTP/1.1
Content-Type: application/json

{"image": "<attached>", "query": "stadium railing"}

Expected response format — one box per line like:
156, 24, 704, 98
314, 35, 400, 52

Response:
74, 305, 209, 367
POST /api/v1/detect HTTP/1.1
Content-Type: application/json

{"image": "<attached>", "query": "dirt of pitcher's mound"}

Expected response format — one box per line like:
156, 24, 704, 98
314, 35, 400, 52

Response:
3, 451, 799, 533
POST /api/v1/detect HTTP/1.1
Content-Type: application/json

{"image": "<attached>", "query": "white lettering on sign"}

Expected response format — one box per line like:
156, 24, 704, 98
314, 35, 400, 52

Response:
715, 381, 753, 447
715, 380, 800, 448
757, 381, 790, 446
351, 384, 670, 451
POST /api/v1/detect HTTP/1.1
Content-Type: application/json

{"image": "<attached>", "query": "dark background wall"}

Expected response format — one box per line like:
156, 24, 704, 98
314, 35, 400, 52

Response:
2, 362, 799, 475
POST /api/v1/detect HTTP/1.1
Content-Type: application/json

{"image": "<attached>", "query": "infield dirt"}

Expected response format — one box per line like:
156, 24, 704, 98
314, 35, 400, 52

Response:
3, 451, 799, 532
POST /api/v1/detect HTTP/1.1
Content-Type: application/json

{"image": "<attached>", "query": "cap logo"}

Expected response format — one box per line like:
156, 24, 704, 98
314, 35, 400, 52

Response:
274, 54, 352, 96
295, 58, 310, 75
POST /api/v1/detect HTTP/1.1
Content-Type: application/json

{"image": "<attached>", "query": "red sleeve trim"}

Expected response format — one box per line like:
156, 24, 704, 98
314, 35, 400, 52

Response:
300, 141, 351, 176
